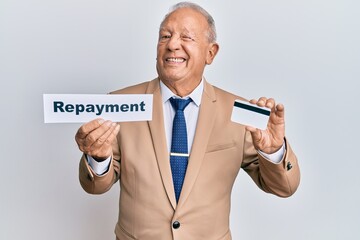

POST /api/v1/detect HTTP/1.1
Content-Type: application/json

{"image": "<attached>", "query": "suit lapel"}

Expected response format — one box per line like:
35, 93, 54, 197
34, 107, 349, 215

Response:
177, 81, 217, 209
147, 78, 177, 210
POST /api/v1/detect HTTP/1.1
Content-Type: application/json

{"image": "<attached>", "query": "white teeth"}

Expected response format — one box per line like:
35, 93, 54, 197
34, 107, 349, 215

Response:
166, 58, 185, 63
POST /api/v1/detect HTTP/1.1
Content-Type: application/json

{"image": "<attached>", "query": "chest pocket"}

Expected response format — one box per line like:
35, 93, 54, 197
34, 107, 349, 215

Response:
205, 141, 236, 153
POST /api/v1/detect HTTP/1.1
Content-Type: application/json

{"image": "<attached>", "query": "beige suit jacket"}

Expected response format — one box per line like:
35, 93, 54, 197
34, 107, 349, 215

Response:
79, 78, 300, 240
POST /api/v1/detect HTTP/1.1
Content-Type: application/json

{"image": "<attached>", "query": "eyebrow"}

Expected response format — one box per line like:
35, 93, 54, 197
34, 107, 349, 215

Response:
159, 27, 195, 36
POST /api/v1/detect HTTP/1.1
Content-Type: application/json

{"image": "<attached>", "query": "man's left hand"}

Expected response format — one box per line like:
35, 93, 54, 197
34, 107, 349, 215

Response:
246, 97, 285, 154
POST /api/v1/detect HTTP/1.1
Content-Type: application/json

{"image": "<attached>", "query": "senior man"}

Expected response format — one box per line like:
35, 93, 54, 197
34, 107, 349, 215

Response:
75, 2, 300, 240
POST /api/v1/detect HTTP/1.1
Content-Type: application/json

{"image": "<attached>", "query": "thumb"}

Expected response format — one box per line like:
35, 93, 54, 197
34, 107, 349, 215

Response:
245, 126, 262, 141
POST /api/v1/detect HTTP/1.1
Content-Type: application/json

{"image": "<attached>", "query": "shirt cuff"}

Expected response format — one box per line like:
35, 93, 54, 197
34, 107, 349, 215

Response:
86, 155, 111, 175
257, 142, 286, 164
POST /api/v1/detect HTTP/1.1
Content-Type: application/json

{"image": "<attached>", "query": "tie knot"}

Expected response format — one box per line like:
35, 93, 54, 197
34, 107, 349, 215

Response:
170, 97, 192, 111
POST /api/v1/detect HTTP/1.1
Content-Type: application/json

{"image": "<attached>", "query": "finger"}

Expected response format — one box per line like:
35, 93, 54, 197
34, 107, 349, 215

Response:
245, 125, 257, 133
265, 98, 275, 109
80, 120, 113, 154
246, 126, 262, 141
257, 97, 268, 107
275, 103, 285, 118
88, 124, 120, 158
89, 122, 119, 150
84, 120, 114, 146
75, 119, 105, 150
249, 99, 257, 104
76, 118, 105, 139
249, 98, 267, 106
250, 97, 267, 107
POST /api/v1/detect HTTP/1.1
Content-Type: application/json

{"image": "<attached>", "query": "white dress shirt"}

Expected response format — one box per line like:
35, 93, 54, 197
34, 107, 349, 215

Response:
87, 79, 285, 175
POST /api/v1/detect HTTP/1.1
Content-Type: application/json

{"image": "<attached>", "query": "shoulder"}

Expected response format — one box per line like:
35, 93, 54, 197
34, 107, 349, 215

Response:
208, 82, 248, 103
109, 78, 159, 94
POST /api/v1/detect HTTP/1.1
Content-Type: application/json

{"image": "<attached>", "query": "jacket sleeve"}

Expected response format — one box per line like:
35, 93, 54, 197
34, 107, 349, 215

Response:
78, 131, 121, 194
241, 131, 300, 197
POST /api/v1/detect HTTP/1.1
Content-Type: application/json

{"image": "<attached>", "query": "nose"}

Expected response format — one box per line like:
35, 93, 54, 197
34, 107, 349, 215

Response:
167, 35, 181, 51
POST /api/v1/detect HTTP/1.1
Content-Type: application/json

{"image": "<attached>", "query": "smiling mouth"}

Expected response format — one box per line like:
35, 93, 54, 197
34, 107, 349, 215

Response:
166, 57, 186, 63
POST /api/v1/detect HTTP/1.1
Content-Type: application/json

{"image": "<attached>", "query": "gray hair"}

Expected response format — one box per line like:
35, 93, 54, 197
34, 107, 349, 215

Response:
160, 2, 217, 43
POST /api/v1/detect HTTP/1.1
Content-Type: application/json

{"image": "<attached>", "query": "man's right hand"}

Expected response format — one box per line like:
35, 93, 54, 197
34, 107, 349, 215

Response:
75, 118, 120, 161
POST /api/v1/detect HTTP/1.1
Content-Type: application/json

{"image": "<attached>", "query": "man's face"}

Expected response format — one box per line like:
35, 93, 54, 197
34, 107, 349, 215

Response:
156, 8, 218, 87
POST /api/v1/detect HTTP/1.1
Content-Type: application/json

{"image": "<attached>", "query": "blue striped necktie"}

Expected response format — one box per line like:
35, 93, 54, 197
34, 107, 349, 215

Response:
169, 97, 192, 202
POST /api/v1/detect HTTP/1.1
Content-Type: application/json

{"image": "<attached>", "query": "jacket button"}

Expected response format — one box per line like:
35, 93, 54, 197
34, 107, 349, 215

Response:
172, 221, 180, 229
287, 162, 293, 171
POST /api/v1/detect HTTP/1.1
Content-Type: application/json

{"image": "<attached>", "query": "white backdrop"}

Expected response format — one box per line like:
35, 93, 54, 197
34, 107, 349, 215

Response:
1, 0, 359, 239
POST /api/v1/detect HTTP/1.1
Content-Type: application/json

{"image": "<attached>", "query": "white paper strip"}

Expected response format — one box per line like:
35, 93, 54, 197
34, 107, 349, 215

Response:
43, 94, 153, 123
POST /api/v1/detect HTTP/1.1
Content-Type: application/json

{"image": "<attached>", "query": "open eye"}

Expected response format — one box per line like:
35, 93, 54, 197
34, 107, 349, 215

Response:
159, 32, 172, 41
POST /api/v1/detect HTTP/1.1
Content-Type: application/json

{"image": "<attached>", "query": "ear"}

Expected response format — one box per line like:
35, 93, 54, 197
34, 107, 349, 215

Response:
205, 43, 219, 65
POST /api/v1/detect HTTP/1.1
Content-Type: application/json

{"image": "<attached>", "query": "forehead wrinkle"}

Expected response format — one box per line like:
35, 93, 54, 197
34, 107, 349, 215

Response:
161, 16, 196, 31
181, 27, 193, 34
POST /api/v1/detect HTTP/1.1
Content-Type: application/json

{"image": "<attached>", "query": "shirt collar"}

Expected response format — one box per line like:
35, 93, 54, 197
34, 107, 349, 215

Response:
159, 79, 204, 107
